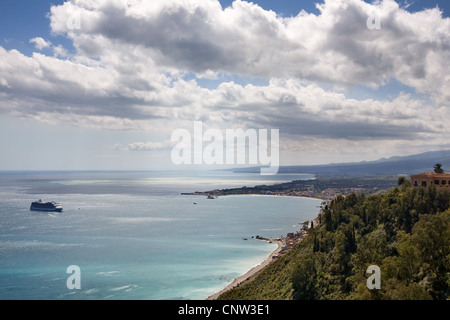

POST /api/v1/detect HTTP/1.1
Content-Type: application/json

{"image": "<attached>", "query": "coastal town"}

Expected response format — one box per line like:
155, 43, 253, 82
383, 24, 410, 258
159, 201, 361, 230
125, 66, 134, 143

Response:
206, 166, 450, 300
182, 175, 398, 201
190, 176, 399, 296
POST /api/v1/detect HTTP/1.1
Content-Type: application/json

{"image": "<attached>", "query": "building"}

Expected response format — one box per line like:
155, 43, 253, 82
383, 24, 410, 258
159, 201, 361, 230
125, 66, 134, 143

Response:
410, 172, 450, 188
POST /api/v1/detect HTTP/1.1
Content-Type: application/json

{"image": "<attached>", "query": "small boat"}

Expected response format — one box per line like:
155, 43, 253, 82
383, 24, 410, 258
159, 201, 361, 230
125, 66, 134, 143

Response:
193, 202, 198, 205
30, 199, 63, 212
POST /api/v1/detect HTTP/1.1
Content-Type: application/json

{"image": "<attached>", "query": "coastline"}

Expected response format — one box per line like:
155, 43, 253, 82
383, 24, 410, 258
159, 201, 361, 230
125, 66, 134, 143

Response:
205, 239, 284, 300
196, 182, 325, 300
183, 190, 330, 201
235, 193, 324, 201
204, 194, 320, 300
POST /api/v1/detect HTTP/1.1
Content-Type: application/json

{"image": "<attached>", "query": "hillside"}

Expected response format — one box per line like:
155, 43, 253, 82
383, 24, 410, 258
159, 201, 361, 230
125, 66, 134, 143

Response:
217, 184, 450, 300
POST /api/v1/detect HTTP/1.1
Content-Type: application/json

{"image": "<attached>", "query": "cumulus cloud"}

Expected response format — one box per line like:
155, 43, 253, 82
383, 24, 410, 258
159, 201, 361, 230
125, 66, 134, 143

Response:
0, 0, 449, 153
0, 45, 448, 141
203, 80, 447, 140
52, 44, 70, 58
29, 37, 52, 50
46, 0, 450, 103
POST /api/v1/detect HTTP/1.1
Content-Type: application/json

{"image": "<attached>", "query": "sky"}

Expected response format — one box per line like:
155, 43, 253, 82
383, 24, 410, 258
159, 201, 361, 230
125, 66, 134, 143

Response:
0, 0, 449, 171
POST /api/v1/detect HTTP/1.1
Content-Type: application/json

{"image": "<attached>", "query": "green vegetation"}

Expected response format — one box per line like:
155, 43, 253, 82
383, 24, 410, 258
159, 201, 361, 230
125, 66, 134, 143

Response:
184, 176, 398, 200
434, 163, 444, 173
218, 184, 450, 300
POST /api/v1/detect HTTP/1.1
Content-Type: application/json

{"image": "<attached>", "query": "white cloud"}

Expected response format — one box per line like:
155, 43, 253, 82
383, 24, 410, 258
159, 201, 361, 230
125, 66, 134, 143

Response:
44, 0, 450, 104
29, 37, 52, 50
115, 141, 174, 152
0, 43, 448, 140
52, 44, 69, 58
1, 0, 450, 164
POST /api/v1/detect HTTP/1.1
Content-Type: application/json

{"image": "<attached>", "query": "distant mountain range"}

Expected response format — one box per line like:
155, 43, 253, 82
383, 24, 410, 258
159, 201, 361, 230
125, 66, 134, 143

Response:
234, 150, 450, 176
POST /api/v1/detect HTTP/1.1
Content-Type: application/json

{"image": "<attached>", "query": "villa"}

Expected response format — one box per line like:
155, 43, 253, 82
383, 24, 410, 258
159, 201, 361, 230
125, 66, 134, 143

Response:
410, 172, 450, 188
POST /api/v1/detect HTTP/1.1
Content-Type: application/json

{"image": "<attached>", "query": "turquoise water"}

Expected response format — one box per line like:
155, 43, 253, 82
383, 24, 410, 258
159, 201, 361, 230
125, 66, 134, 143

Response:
0, 171, 321, 300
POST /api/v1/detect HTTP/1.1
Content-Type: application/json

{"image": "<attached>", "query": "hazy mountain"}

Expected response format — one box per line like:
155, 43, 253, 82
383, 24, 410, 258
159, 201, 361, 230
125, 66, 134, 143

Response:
234, 150, 450, 176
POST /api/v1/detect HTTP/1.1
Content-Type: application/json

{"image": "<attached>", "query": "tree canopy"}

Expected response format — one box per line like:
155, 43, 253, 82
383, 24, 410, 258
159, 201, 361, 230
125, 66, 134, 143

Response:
434, 163, 444, 173
219, 184, 450, 300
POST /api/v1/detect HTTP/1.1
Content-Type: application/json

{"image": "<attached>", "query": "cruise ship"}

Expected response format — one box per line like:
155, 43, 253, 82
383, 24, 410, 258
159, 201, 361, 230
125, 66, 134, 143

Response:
30, 199, 63, 212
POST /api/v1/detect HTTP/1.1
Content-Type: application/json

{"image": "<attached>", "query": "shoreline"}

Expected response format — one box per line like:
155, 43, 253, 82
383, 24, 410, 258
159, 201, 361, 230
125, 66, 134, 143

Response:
183, 191, 329, 201
203, 194, 321, 300
205, 239, 284, 300
184, 192, 326, 202
234, 193, 324, 201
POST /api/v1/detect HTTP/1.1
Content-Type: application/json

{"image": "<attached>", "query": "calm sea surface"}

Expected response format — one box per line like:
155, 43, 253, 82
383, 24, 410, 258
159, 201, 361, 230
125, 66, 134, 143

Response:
0, 171, 321, 300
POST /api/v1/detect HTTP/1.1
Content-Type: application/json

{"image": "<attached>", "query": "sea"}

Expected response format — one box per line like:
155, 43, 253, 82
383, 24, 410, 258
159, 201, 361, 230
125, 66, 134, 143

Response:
0, 170, 322, 300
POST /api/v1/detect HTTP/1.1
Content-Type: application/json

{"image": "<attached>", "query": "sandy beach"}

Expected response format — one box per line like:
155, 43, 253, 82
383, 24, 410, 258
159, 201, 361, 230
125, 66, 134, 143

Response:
204, 194, 318, 300
206, 239, 284, 300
